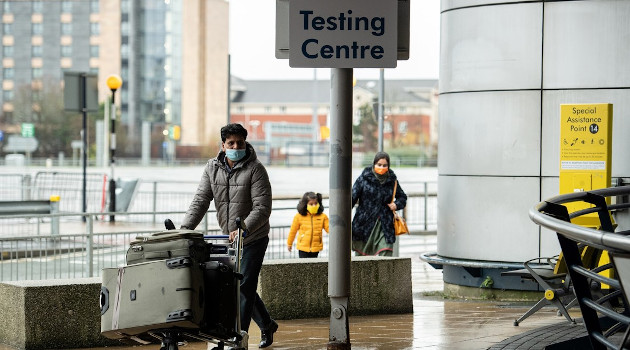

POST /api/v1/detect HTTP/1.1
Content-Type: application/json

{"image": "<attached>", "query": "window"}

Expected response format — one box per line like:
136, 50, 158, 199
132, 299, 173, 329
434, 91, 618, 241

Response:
32, 1, 43, 13
90, 45, 99, 58
32, 67, 42, 78
3, 68, 13, 79
399, 106, 406, 113
90, 0, 99, 13
2, 45, 13, 57
3, 23, 11, 35
121, 44, 129, 58
32, 45, 42, 57
280, 106, 286, 113
61, 45, 72, 57
90, 22, 100, 35
89, 67, 98, 75
32, 23, 43, 35
61, 1, 72, 13
3, 2, 10, 13
32, 90, 41, 101
3, 89, 13, 101
264, 106, 271, 113
2, 111, 13, 124
61, 23, 72, 35
398, 121, 408, 134
121, 22, 129, 35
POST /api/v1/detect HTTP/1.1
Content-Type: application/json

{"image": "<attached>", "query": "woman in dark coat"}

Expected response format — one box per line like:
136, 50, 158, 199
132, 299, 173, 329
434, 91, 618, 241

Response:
351, 151, 407, 256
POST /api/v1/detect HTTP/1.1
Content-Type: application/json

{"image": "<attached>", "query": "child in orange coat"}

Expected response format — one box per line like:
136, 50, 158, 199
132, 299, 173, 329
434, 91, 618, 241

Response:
287, 192, 330, 258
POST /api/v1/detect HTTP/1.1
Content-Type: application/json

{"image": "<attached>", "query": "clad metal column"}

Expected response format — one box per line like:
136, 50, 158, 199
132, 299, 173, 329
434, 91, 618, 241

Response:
328, 68, 353, 350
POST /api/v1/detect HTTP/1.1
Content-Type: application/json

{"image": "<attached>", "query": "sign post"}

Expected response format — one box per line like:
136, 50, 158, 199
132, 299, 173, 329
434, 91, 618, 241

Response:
64, 72, 98, 218
559, 103, 613, 227
277, 1, 409, 348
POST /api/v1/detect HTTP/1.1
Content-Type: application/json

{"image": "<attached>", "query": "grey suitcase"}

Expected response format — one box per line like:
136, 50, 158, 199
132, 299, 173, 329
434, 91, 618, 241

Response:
100, 257, 204, 339
126, 229, 207, 265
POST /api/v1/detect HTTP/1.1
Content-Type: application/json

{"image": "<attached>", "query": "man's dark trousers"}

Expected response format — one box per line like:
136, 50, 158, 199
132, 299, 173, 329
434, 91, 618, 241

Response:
240, 235, 273, 332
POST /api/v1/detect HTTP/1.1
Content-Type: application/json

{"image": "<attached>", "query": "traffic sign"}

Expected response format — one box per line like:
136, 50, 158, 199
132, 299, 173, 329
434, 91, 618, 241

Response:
21, 123, 35, 137
276, 0, 409, 66
0, 130, 3, 142
3, 135, 38, 152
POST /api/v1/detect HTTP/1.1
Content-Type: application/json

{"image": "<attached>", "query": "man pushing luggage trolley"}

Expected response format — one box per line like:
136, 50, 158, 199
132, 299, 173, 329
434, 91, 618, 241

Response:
181, 123, 278, 349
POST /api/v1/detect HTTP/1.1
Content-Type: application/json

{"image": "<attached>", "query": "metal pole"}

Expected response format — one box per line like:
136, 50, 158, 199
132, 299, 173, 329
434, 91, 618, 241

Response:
328, 68, 352, 350
378, 68, 384, 152
86, 215, 94, 277
152, 181, 157, 225
81, 74, 88, 218
109, 89, 117, 222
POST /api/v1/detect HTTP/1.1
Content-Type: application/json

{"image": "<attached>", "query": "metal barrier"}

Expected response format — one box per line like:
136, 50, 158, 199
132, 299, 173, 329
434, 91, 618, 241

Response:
530, 186, 630, 350
0, 206, 436, 282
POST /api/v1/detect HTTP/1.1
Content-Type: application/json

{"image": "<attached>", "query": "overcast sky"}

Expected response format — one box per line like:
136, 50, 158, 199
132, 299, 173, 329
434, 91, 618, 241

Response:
228, 0, 441, 81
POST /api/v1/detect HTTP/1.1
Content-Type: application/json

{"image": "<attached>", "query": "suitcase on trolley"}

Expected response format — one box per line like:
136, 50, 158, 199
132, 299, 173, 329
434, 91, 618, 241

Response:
126, 229, 208, 265
198, 238, 240, 341
100, 257, 205, 339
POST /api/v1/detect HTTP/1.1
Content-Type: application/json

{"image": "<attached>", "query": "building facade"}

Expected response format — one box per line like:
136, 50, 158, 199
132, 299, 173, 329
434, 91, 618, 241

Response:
0, 0, 229, 158
229, 77, 438, 158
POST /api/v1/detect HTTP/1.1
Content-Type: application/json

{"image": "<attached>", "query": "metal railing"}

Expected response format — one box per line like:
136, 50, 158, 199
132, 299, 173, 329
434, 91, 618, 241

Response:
529, 186, 630, 350
0, 187, 437, 282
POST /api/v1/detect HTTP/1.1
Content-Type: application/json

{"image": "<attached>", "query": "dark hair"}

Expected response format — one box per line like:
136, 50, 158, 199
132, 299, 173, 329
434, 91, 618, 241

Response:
297, 192, 324, 215
373, 151, 390, 166
220, 123, 248, 142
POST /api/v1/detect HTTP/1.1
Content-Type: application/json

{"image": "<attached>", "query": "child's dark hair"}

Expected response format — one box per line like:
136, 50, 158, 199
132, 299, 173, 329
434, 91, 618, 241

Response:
297, 192, 324, 215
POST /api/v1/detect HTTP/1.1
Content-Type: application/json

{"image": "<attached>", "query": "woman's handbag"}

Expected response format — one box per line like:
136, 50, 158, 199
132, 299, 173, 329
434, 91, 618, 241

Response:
391, 181, 409, 235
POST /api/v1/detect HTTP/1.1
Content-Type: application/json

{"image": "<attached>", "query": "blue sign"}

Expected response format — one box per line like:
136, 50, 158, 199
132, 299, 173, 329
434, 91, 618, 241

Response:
0, 130, 3, 142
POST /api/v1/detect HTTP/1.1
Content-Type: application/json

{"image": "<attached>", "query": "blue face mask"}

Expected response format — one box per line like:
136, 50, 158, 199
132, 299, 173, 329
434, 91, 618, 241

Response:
225, 149, 246, 162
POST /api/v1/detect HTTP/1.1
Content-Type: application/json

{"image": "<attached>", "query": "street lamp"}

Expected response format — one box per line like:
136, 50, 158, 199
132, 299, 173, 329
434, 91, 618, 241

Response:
106, 74, 122, 222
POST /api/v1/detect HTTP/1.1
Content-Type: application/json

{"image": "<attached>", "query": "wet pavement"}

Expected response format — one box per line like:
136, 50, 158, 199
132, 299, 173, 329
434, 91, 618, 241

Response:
76, 254, 581, 350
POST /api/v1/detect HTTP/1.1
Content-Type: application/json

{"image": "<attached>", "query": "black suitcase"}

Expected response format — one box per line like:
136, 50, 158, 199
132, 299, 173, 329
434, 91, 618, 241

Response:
126, 229, 208, 265
198, 239, 240, 340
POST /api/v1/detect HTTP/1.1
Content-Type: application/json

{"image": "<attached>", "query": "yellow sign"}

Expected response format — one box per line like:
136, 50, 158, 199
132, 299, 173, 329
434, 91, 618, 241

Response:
559, 103, 612, 226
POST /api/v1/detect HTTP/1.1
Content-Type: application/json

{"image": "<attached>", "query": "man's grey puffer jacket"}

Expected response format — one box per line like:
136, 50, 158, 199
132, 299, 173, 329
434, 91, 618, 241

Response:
181, 143, 272, 245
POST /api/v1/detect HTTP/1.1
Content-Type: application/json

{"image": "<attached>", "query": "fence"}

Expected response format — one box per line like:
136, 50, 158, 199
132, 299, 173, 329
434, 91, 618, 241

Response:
0, 209, 436, 282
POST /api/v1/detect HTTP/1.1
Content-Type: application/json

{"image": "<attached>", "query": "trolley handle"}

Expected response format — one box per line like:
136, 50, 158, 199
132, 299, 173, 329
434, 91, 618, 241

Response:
204, 235, 230, 240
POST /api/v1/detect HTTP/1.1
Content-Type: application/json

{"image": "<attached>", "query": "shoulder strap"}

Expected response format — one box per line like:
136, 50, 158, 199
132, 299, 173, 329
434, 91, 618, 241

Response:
391, 180, 397, 204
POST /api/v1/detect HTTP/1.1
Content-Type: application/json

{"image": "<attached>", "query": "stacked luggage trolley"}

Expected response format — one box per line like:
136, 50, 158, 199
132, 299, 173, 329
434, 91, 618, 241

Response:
100, 219, 248, 350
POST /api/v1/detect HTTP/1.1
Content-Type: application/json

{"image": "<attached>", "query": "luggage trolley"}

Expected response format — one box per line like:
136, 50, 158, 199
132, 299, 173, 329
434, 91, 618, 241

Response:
100, 218, 248, 350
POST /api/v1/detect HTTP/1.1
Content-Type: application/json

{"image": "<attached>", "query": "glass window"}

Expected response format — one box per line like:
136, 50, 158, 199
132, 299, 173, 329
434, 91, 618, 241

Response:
90, 0, 99, 13
2, 111, 13, 123
121, 43, 129, 58
3, 2, 10, 13
121, 22, 129, 35
33, 1, 43, 13
3, 45, 13, 57
61, 23, 72, 35
61, 45, 72, 57
90, 22, 100, 35
90, 45, 99, 57
3, 89, 13, 101
61, 1, 72, 13
32, 23, 43, 35
32, 90, 41, 101
32, 67, 42, 78
3, 67, 13, 79
3, 23, 11, 35
32, 45, 42, 57
399, 106, 406, 113
89, 67, 98, 75
398, 121, 408, 133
